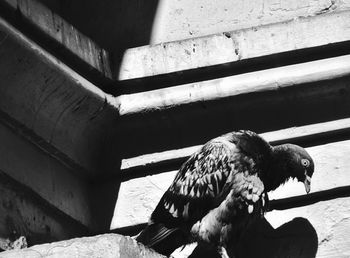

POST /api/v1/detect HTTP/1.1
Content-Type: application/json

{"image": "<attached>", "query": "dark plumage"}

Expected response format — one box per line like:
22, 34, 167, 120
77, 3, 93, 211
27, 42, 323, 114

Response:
136, 130, 315, 257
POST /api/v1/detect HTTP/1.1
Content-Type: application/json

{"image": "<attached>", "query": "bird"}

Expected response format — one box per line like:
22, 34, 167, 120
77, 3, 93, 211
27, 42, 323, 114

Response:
136, 130, 315, 257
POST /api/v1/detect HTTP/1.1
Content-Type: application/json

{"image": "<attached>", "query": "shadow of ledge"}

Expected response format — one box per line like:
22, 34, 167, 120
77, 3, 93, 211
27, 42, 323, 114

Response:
184, 217, 318, 258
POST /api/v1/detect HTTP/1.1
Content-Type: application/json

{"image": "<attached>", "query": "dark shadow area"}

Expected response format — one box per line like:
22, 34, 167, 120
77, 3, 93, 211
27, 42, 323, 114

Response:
0, 169, 90, 246
0, 109, 87, 180
37, 0, 160, 79
88, 179, 121, 232
85, 117, 125, 232
117, 75, 350, 159
120, 130, 350, 181
187, 217, 318, 258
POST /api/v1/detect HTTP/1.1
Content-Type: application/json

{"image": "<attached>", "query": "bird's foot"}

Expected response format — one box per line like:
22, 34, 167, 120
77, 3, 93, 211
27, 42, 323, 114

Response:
218, 246, 231, 258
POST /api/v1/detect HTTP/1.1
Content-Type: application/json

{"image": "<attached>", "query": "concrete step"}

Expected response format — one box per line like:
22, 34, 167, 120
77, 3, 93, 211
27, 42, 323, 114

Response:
121, 118, 350, 179
116, 54, 350, 157
3, 0, 350, 89
113, 124, 350, 228
119, 10, 350, 82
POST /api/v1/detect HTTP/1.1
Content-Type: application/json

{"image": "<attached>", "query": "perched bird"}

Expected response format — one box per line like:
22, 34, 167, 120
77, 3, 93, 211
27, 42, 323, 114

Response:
136, 130, 314, 257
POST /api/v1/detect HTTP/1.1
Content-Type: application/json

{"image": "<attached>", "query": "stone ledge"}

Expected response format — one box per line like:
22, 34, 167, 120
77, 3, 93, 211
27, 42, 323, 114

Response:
0, 234, 164, 258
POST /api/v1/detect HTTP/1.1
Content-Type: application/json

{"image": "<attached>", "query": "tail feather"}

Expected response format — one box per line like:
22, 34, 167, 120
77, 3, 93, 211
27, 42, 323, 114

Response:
136, 223, 187, 256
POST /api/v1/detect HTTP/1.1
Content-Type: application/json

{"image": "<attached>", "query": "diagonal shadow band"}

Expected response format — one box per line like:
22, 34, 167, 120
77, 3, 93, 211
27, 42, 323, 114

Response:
269, 185, 350, 211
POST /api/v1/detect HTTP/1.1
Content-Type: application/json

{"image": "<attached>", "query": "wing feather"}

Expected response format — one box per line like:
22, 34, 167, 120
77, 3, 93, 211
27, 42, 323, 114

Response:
151, 138, 243, 224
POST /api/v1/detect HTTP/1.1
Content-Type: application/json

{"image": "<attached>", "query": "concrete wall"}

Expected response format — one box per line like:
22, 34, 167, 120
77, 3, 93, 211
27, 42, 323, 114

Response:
0, 6, 120, 242
0, 122, 90, 245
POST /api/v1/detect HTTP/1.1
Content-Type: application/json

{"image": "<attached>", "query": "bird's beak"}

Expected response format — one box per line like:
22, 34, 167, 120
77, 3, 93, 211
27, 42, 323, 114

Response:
304, 174, 312, 194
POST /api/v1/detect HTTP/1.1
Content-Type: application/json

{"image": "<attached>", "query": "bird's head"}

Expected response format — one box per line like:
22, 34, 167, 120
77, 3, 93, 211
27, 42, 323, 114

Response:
271, 144, 314, 194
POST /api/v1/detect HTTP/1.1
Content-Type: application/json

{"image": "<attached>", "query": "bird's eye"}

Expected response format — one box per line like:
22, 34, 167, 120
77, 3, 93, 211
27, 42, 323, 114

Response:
301, 159, 310, 167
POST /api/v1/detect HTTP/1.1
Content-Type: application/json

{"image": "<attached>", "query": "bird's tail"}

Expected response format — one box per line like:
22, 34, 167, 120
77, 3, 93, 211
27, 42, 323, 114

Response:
136, 223, 187, 256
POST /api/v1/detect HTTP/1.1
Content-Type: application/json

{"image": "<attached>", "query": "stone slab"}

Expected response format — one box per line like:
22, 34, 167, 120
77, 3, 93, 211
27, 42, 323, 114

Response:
0, 234, 164, 258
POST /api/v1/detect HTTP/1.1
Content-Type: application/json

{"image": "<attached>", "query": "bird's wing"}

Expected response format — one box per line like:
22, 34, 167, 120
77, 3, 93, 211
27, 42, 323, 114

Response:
188, 168, 267, 252
151, 137, 259, 225
138, 133, 268, 254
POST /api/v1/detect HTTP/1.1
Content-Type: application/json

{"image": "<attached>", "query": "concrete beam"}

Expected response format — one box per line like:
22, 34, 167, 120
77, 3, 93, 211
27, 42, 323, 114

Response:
0, 15, 119, 177
112, 139, 350, 229
119, 10, 350, 80
117, 55, 350, 115
0, 0, 114, 84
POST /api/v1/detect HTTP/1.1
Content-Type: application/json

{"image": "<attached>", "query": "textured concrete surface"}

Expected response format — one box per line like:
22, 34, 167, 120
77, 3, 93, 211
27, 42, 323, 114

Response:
0, 234, 165, 258
120, 11, 350, 80
150, 0, 350, 43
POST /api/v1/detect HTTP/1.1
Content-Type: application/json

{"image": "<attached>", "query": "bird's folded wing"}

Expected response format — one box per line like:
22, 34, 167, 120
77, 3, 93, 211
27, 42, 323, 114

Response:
151, 139, 258, 224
